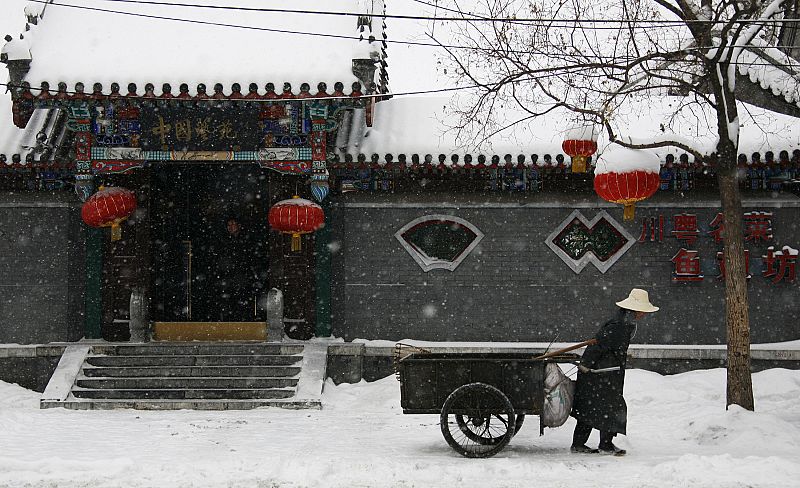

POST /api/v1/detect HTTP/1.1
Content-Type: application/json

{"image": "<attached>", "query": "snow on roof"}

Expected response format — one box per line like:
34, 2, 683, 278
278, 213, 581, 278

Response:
349, 96, 568, 158
16, 0, 383, 94
0, 34, 31, 61
345, 94, 800, 164
738, 38, 800, 108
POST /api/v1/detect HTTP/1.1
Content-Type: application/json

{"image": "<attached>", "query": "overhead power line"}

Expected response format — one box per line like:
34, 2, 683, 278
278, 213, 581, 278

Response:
9, 2, 800, 71
10, 0, 615, 51
411, 0, 490, 20
20, 0, 800, 55
25, 0, 800, 26
9, 1, 800, 81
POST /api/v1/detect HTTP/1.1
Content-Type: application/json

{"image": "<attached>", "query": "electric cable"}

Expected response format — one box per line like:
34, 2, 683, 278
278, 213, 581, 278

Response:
12, 0, 800, 54
27, 0, 800, 26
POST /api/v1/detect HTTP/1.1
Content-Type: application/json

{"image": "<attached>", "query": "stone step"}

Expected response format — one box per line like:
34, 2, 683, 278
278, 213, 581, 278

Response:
92, 344, 304, 356
81, 365, 301, 378
72, 388, 296, 400
86, 354, 303, 367
77, 376, 298, 390
45, 398, 322, 410
41, 343, 327, 411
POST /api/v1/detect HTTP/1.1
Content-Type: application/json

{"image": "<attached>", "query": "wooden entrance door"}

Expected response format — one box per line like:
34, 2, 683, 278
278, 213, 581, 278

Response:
149, 164, 269, 324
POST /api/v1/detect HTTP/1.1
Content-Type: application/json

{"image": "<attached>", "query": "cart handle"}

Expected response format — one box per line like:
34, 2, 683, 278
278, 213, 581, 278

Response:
533, 338, 598, 360
393, 343, 432, 381
587, 366, 620, 373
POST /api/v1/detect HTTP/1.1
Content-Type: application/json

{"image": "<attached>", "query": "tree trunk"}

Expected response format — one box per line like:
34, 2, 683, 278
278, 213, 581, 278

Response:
716, 143, 755, 411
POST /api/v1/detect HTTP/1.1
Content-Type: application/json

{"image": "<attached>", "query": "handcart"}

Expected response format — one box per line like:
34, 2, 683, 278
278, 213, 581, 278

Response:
395, 343, 587, 458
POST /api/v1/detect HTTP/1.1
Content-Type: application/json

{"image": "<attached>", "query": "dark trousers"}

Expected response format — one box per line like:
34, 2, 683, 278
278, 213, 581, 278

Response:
572, 421, 615, 448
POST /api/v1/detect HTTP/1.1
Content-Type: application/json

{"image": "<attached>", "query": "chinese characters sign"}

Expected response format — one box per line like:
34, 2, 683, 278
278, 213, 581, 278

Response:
638, 210, 796, 284
762, 246, 797, 283
139, 107, 262, 151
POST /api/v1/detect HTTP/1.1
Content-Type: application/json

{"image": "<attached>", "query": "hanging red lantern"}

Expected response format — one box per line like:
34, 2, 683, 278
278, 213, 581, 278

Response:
81, 186, 137, 241
268, 196, 325, 251
594, 151, 661, 221
562, 126, 598, 173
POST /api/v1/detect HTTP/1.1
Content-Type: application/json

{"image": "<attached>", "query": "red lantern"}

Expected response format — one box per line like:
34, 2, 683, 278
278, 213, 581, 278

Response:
562, 139, 597, 173
562, 126, 598, 173
268, 196, 325, 251
594, 170, 660, 221
81, 186, 137, 241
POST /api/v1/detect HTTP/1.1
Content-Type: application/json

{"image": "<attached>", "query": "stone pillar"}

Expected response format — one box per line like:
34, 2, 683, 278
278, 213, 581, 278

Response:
129, 286, 148, 342
265, 288, 284, 342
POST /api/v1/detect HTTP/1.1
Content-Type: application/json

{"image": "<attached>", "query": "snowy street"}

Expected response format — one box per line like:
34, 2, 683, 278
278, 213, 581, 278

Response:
1, 368, 798, 488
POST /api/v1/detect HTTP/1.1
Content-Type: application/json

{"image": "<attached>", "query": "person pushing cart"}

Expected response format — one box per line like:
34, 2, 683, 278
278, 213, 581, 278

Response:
395, 287, 658, 458
570, 288, 659, 456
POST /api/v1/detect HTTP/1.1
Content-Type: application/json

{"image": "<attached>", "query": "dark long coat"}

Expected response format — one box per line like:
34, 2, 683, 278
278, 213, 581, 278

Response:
571, 308, 636, 434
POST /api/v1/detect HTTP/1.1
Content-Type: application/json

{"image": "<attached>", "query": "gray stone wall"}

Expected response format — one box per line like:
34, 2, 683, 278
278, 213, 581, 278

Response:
0, 193, 85, 344
330, 192, 800, 345
0, 357, 61, 391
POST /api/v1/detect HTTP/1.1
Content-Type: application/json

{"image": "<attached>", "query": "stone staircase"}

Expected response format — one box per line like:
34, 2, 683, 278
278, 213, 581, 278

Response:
41, 343, 327, 410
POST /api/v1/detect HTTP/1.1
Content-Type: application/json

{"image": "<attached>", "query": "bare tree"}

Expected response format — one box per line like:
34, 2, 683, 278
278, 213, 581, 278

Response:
430, 0, 799, 410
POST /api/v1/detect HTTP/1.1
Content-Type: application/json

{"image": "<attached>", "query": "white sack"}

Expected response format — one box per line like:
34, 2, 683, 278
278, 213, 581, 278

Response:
542, 362, 575, 428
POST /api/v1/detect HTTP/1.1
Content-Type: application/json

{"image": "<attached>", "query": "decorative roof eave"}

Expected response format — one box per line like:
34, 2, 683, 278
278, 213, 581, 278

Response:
10, 80, 373, 104
329, 148, 800, 170
736, 70, 800, 119
3, 147, 800, 170
737, 40, 800, 111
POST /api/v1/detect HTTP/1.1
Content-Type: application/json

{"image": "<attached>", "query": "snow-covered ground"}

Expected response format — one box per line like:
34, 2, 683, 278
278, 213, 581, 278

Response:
1, 368, 799, 488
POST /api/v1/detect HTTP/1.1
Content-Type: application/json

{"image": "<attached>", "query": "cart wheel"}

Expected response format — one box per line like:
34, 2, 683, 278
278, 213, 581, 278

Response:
440, 382, 516, 458
455, 413, 523, 444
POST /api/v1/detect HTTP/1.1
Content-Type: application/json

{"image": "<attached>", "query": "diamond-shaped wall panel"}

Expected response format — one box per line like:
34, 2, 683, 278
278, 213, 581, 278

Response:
545, 210, 635, 274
